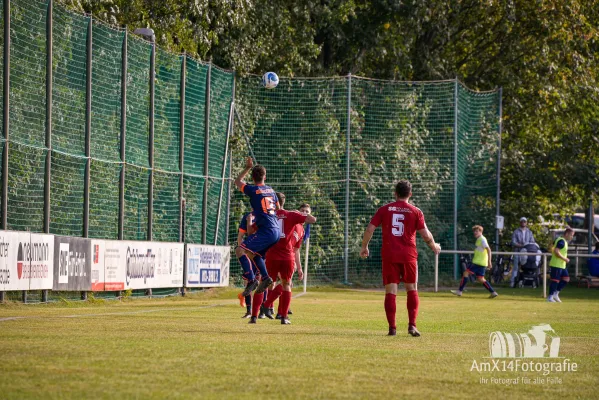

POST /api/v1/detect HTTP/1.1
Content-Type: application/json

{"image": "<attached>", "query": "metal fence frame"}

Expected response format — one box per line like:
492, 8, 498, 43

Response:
434, 250, 599, 298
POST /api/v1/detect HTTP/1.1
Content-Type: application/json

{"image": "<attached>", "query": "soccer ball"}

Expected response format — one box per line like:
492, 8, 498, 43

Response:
261, 72, 279, 89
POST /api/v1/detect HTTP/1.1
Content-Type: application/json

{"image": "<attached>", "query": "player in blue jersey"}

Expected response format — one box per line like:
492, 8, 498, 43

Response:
237, 211, 257, 318
234, 157, 281, 308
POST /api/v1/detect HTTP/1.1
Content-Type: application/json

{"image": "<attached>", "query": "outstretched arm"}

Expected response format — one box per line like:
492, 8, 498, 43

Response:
360, 224, 377, 258
234, 157, 254, 191
418, 228, 441, 254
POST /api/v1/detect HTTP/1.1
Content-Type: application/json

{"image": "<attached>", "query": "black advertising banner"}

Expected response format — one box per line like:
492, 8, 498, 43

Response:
53, 236, 92, 291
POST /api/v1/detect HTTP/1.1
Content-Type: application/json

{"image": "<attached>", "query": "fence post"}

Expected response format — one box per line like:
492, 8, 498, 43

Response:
179, 54, 186, 243
44, 0, 53, 235
495, 87, 502, 252
202, 62, 211, 244
83, 16, 92, 239
41, 0, 54, 304
344, 73, 351, 285
303, 237, 310, 294
434, 252, 439, 293
542, 254, 547, 298
118, 30, 127, 240
224, 142, 232, 246
453, 77, 459, 280
147, 37, 155, 241
2, 0, 10, 230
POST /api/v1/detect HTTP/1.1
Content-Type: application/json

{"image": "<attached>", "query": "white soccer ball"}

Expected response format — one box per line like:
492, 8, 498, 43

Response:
261, 72, 279, 89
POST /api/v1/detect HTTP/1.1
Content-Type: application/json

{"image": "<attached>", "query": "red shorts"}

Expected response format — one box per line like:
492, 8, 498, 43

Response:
266, 259, 295, 282
382, 259, 418, 285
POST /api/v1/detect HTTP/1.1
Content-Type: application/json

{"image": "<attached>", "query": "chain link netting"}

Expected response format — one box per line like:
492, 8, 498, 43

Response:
1, 0, 233, 245
232, 76, 499, 287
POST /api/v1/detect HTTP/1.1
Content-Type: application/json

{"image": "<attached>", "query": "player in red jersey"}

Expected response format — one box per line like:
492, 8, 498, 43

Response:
260, 193, 316, 325
360, 180, 441, 337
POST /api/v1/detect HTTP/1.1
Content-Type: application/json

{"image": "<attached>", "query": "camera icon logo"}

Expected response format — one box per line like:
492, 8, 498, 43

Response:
489, 324, 561, 358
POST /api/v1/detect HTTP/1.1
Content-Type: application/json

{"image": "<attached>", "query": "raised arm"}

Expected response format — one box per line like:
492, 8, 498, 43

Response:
417, 228, 441, 254
234, 157, 254, 191
360, 224, 377, 258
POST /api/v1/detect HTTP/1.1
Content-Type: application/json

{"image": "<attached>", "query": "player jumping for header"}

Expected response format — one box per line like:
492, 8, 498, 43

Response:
360, 180, 441, 337
260, 192, 316, 325
234, 157, 281, 304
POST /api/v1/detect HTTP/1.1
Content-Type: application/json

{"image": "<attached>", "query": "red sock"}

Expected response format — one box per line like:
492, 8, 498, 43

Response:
407, 290, 419, 327
264, 284, 283, 308
251, 292, 264, 317
384, 293, 396, 329
280, 290, 292, 317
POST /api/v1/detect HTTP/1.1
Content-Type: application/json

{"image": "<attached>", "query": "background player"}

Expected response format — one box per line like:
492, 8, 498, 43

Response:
547, 228, 574, 303
260, 193, 316, 325
234, 157, 280, 304
359, 180, 441, 337
451, 225, 498, 298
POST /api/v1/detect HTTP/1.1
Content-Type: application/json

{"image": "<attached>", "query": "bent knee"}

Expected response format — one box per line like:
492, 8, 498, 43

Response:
562, 277, 570, 282
476, 277, 486, 283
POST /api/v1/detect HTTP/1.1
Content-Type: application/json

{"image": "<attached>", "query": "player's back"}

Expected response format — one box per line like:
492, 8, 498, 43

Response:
371, 200, 426, 262
268, 209, 306, 260
241, 184, 279, 230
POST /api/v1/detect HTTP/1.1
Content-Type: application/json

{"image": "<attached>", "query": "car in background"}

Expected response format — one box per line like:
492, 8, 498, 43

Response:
566, 213, 599, 236
549, 228, 599, 252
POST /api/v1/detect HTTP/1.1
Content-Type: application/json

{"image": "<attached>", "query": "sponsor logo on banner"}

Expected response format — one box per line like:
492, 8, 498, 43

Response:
0, 232, 53, 290
104, 241, 125, 291
186, 244, 230, 287
0, 236, 9, 285
17, 243, 23, 279
126, 247, 155, 286
19, 239, 50, 280
53, 237, 90, 291
58, 243, 69, 284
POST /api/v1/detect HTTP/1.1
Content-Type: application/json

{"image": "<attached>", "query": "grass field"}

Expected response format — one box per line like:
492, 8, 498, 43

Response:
0, 286, 598, 399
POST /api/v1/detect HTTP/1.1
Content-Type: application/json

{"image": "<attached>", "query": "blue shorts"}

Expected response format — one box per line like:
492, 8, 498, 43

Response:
550, 267, 569, 281
240, 228, 279, 256
467, 264, 487, 277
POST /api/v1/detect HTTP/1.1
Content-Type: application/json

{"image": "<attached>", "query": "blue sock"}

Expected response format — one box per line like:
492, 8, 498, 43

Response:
239, 255, 255, 281
482, 280, 495, 293
557, 280, 568, 292
550, 281, 558, 295
459, 277, 468, 291
253, 255, 269, 279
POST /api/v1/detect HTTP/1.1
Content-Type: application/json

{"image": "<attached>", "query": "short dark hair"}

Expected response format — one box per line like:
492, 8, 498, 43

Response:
395, 180, 412, 198
276, 192, 285, 208
472, 225, 484, 233
252, 165, 266, 183
299, 203, 310, 210
564, 227, 574, 235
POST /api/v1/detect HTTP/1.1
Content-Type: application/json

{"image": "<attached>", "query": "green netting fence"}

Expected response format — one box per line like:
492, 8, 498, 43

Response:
231, 76, 500, 286
0, 0, 233, 245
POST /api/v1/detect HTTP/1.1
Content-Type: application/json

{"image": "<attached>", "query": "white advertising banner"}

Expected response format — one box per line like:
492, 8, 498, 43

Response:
185, 244, 230, 288
0, 231, 53, 291
123, 241, 184, 290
